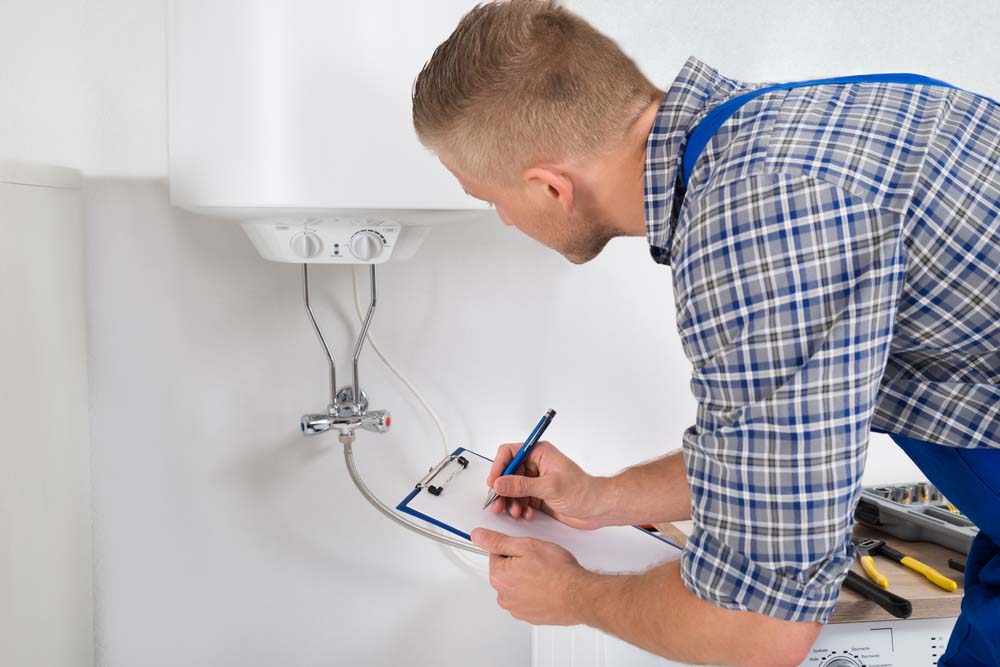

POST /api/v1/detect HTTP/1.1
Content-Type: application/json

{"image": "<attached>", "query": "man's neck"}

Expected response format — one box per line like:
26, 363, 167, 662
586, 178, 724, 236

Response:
622, 90, 667, 236
581, 90, 666, 238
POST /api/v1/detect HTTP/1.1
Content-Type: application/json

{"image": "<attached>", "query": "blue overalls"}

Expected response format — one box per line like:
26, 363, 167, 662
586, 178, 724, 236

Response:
681, 72, 1000, 667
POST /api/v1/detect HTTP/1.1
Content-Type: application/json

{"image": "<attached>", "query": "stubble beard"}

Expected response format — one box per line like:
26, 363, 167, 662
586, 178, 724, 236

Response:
559, 212, 619, 265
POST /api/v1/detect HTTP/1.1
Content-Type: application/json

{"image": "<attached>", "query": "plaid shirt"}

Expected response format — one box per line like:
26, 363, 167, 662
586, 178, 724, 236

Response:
645, 55, 1000, 623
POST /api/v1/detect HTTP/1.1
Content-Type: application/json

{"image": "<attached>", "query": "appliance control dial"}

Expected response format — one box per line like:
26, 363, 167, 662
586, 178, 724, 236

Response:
290, 231, 323, 259
349, 230, 385, 261
820, 657, 863, 667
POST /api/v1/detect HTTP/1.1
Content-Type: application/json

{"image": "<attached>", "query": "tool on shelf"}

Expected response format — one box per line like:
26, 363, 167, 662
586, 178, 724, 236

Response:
852, 538, 958, 593
854, 539, 889, 589
843, 570, 913, 619
854, 482, 978, 554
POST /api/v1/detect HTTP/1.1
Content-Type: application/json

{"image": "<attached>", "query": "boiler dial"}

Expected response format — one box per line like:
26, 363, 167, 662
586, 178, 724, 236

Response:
349, 230, 385, 261
290, 231, 323, 259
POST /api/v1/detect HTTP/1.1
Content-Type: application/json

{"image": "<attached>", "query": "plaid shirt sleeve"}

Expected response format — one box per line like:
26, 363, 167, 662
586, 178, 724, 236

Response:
674, 171, 908, 623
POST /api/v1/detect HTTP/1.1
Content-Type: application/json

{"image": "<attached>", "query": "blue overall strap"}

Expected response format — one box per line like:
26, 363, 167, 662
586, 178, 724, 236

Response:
682, 72, 964, 188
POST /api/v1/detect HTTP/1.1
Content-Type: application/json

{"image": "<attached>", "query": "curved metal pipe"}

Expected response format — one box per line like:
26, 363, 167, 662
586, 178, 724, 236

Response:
302, 264, 336, 410
343, 440, 489, 557
351, 264, 377, 414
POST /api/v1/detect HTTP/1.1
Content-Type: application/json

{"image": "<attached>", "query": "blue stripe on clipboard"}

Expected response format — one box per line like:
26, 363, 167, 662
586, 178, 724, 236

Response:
395, 446, 683, 550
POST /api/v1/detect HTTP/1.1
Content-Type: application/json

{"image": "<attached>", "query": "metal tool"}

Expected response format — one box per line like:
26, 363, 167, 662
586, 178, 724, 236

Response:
852, 538, 958, 592
854, 539, 889, 589
892, 485, 914, 505
916, 482, 932, 504
855, 482, 978, 554
843, 570, 913, 619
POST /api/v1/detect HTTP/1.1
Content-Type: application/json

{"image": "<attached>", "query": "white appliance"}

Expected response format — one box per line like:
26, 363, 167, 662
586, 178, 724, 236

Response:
166, 0, 495, 264
534, 616, 958, 666
240, 216, 406, 264
165, 0, 496, 561
0, 160, 94, 667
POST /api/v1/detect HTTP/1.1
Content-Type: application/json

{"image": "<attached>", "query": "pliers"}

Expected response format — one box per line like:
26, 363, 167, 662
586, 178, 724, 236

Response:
852, 537, 958, 592
854, 538, 889, 589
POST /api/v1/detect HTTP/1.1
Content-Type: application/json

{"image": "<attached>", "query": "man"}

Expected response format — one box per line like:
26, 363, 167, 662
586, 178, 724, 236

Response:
411, 2, 1000, 666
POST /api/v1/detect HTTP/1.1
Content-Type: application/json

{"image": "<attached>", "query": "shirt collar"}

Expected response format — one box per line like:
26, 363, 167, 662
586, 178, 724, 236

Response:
643, 55, 748, 265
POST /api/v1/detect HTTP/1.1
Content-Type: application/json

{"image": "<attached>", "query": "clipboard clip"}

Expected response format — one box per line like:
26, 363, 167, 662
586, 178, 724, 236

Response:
416, 452, 469, 496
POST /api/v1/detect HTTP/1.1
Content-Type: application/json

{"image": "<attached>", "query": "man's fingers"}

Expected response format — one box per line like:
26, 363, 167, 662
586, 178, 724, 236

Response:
486, 443, 523, 488
510, 498, 523, 518
471, 527, 535, 556
486, 451, 511, 489
493, 473, 549, 499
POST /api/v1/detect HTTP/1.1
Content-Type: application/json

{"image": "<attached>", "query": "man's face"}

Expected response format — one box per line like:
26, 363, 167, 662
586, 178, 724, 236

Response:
441, 158, 616, 265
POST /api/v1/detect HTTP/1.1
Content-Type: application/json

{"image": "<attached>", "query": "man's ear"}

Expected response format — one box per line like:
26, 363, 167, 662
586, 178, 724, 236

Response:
522, 165, 575, 217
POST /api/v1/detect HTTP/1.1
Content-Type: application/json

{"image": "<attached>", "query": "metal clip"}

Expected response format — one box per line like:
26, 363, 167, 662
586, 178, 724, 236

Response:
416, 452, 469, 496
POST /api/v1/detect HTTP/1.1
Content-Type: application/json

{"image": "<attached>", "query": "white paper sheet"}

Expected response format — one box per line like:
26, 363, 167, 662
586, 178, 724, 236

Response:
397, 448, 682, 574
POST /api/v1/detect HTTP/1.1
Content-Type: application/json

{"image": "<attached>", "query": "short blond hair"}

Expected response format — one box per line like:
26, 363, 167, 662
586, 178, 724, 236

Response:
412, 0, 659, 184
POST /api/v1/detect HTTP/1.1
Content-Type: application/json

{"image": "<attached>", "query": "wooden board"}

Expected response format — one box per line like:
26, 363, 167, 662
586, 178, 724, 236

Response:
651, 521, 964, 623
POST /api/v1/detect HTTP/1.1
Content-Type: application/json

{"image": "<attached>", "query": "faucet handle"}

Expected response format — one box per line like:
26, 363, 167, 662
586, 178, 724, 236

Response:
301, 413, 334, 435
361, 409, 391, 434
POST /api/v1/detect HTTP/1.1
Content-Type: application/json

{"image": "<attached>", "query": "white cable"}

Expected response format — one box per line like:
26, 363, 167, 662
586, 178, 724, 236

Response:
352, 266, 488, 575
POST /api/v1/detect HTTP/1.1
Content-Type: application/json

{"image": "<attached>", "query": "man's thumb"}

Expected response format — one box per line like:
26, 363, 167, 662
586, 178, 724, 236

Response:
495, 474, 549, 498
470, 527, 533, 556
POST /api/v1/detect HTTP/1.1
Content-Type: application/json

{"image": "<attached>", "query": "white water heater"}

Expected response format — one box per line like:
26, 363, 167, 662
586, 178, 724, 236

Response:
166, 0, 494, 262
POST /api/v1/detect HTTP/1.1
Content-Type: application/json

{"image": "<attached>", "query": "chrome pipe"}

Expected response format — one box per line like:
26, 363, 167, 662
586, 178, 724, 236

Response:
351, 264, 377, 415
302, 264, 336, 410
343, 440, 488, 557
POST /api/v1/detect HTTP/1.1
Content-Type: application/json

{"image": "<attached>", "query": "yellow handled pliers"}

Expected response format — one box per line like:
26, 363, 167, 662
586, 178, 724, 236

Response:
853, 537, 958, 592
854, 538, 889, 589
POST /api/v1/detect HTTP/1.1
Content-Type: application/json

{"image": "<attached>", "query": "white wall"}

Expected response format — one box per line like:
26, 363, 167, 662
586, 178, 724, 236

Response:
0, 168, 94, 667
82, 180, 538, 667
6, 0, 999, 665
0, 1, 88, 169
1, 2, 96, 662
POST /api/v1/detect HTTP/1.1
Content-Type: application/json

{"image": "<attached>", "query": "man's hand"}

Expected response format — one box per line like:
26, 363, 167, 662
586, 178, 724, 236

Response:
486, 440, 608, 530
471, 527, 591, 626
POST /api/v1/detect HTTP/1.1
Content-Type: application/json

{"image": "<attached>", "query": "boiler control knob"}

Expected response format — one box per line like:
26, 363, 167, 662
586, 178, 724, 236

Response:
290, 231, 323, 259
349, 230, 384, 261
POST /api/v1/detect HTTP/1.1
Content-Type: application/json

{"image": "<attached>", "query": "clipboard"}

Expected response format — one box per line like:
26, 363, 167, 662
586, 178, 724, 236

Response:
396, 447, 683, 574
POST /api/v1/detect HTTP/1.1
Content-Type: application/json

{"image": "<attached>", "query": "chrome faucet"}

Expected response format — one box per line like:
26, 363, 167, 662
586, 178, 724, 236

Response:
296, 262, 488, 558
299, 263, 391, 445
